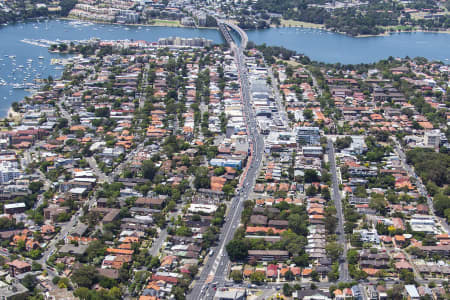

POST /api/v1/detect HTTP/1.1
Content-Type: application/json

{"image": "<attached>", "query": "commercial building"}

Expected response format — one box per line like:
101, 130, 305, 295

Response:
296, 126, 320, 145
4, 203, 26, 215
424, 129, 440, 149
158, 37, 212, 47
214, 289, 246, 300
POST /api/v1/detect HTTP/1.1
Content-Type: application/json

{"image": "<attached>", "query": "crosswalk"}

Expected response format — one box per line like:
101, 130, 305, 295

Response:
209, 248, 223, 277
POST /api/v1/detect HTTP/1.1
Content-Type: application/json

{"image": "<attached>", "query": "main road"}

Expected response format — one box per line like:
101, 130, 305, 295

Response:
187, 21, 264, 300
327, 139, 349, 282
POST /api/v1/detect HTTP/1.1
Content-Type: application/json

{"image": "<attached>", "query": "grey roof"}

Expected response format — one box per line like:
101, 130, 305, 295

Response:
59, 244, 88, 255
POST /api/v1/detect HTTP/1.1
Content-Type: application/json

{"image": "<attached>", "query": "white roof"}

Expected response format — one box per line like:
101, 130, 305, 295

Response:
4, 203, 26, 209
405, 285, 419, 298
69, 187, 87, 194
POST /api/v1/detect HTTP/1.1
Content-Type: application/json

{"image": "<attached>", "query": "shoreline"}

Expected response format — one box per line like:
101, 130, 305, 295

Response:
59, 17, 215, 30
60, 17, 450, 38
6, 107, 21, 122
271, 20, 450, 38
6, 16, 450, 38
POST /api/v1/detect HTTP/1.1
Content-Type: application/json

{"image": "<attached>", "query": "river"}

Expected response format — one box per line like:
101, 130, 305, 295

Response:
0, 19, 449, 117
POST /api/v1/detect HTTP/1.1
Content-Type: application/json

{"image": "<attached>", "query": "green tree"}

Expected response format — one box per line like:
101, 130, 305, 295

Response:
230, 270, 243, 282
304, 169, 320, 183
22, 274, 37, 291
250, 271, 265, 284
142, 160, 158, 181
347, 249, 359, 265
325, 242, 343, 262
226, 239, 249, 261
288, 214, 308, 236
28, 181, 44, 194
303, 109, 314, 120
71, 265, 98, 287
283, 283, 293, 296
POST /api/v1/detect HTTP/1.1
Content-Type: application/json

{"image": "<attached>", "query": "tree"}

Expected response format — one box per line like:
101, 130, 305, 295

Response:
434, 193, 450, 219
28, 181, 43, 194
284, 270, 295, 281
108, 286, 122, 299
194, 166, 210, 189
347, 249, 359, 265
335, 136, 353, 150
250, 271, 265, 284
214, 167, 226, 176
74, 287, 92, 300
57, 118, 68, 129
222, 184, 234, 199
86, 240, 105, 261
303, 109, 314, 120
11, 102, 19, 112
288, 214, 308, 236
94, 107, 110, 118
188, 265, 199, 278
369, 194, 388, 215
293, 253, 310, 267
283, 283, 293, 296
306, 185, 317, 196
31, 261, 42, 271
142, 160, 158, 181
325, 242, 343, 262
311, 270, 320, 282
387, 284, 404, 300
226, 239, 248, 261
304, 169, 319, 183
58, 277, 71, 289
324, 206, 338, 234
22, 274, 37, 291
399, 269, 415, 284
149, 256, 160, 269
230, 270, 243, 282
321, 187, 331, 200
71, 265, 98, 287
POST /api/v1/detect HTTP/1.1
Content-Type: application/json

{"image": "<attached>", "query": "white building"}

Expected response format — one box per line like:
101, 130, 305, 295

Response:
0, 165, 21, 184
424, 129, 440, 149
354, 229, 380, 244
410, 214, 437, 234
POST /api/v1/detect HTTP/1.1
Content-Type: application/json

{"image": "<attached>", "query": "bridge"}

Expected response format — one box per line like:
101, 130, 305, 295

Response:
217, 19, 248, 50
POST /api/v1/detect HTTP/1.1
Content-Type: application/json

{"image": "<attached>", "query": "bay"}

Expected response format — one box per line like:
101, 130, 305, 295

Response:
0, 19, 449, 117
246, 27, 450, 64
0, 19, 223, 117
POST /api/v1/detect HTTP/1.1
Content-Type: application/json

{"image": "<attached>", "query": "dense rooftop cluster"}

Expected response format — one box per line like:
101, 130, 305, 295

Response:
0, 18, 448, 300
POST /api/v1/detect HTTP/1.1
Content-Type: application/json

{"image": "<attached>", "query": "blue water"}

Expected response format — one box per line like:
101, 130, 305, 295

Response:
246, 27, 450, 64
0, 20, 223, 117
0, 19, 449, 117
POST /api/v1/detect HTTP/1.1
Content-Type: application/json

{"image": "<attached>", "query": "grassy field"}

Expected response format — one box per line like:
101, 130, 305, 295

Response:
279, 19, 325, 29
150, 19, 182, 27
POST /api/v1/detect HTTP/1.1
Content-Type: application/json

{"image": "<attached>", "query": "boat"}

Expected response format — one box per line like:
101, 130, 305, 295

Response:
38, 56, 44, 59
12, 83, 26, 89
